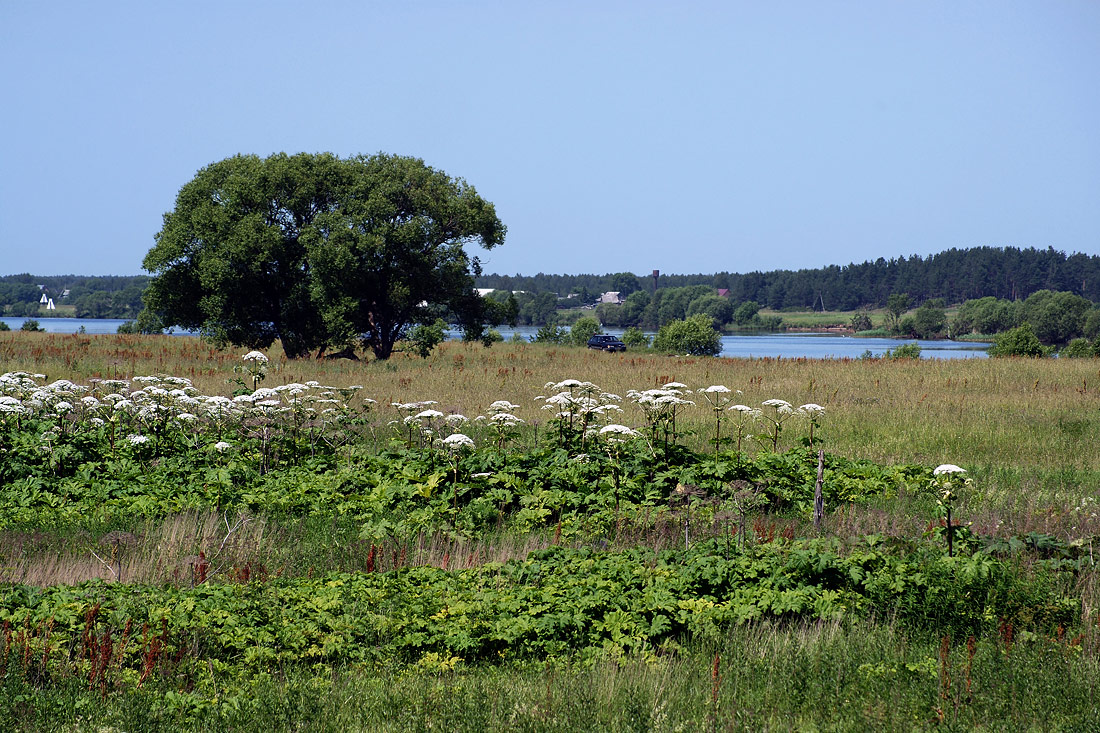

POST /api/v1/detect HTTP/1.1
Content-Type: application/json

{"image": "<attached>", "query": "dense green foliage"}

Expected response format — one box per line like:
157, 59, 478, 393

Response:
651, 314, 722, 356
405, 319, 448, 358
0, 539, 1078, 675
568, 316, 602, 347
954, 290, 1094, 344
1060, 337, 1100, 358
620, 326, 650, 350
143, 152, 505, 359
987, 323, 1046, 357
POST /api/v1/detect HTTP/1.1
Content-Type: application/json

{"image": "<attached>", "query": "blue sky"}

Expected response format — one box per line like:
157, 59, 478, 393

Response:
2, 1, 1098, 277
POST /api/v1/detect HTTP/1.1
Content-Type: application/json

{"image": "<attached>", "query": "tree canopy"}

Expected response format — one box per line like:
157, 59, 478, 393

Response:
143, 152, 505, 359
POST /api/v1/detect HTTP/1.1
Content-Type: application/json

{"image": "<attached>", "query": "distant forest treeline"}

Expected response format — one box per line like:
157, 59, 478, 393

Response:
477, 247, 1100, 309
0, 274, 148, 319
4, 247, 1099, 323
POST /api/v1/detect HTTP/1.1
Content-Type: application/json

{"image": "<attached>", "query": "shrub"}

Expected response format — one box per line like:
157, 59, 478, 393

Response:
686, 295, 734, 325
652, 314, 722, 356
850, 312, 873, 332
406, 319, 448, 358
116, 309, 166, 335
621, 327, 650, 350
569, 316, 602, 347
1084, 308, 1100, 340
0, 321, 9, 332
883, 342, 921, 360
912, 301, 947, 339
988, 322, 1045, 357
20, 319, 43, 332
733, 300, 761, 325
1060, 338, 1099, 359
533, 323, 568, 344
481, 329, 504, 347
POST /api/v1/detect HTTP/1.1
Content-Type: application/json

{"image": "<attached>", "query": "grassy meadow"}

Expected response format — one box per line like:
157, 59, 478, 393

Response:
1, 331, 1099, 731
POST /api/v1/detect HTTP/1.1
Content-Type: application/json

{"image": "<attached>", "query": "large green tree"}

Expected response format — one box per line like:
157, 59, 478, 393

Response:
143, 152, 505, 359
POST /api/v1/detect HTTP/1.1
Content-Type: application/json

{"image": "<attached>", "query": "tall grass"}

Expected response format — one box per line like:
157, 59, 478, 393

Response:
3, 622, 1097, 732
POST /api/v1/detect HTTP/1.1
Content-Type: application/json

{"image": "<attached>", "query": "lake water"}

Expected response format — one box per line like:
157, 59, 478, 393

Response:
3, 318, 990, 359
1, 317, 131, 334
484, 326, 990, 359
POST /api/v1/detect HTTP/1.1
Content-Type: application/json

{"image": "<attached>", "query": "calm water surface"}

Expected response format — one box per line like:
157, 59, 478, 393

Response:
489, 326, 990, 360
1, 317, 130, 334
3, 318, 990, 360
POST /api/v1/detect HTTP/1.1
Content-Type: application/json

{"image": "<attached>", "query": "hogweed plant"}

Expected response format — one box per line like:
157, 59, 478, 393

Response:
478, 400, 525, 455
391, 401, 439, 448
0, 370, 374, 474
932, 464, 971, 557
442, 432, 475, 526
727, 404, 759, 454
626, 382, 693, 449
599, 424, 644, 511
699, 385, 739, 487
798, 403, 825, 445
759, 399, 797, 452
538, 379, 623, 452
233, 351, 269, 393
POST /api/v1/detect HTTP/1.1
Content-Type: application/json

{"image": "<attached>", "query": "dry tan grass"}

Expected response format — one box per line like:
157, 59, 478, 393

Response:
0, 511, 268, 586
0, 510, 581, 587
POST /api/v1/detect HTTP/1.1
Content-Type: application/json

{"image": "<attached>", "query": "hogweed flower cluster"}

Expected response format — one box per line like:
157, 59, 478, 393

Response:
537, 379, 622, 451
0, 371, 371, 466
478, 400, 525, 452
626, 382, 693, 445
236, 350, 270, 391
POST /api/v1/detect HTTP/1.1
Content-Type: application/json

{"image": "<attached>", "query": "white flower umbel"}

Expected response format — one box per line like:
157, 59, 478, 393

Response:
598, 424, 640, 443
414, 409, 445, 421
213, 441, 232, 452
127, 434, 149, 445
538, 379, 621, 451
627, 385, 694, 445
442, 433, 475, 451
441, 432, 475, 523
933, 464, 966, 476
241, 351, 269, 364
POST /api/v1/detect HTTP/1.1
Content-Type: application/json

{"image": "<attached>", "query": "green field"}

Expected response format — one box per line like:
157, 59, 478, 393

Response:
0, 332, 1098, 731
